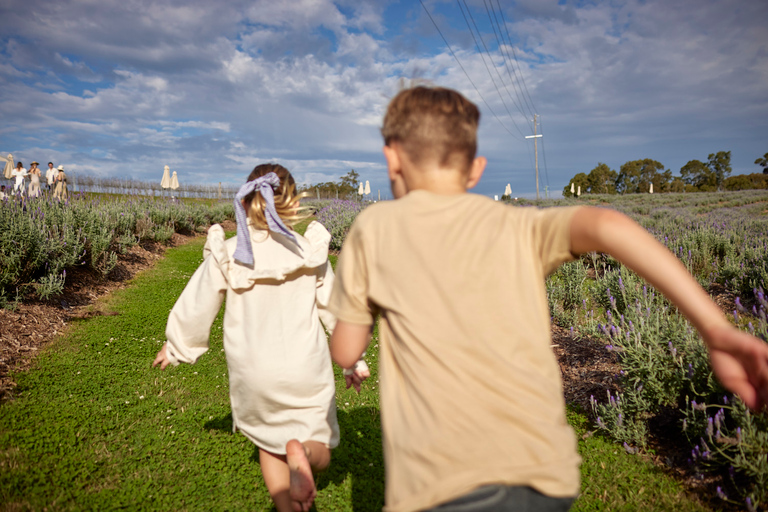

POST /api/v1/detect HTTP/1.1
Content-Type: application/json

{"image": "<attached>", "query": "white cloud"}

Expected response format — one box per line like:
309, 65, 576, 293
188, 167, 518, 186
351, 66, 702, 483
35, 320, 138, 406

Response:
0, 0, 765, 195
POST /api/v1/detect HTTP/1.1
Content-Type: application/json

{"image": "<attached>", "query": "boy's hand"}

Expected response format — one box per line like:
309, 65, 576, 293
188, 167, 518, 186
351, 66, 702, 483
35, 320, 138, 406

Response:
152, 343, 172, 370
705, 325, 768, 411
343, 360, 370, 393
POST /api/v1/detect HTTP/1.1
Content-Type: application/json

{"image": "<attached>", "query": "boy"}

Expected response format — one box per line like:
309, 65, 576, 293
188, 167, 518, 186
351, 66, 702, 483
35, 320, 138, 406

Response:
328, 86, 768, 512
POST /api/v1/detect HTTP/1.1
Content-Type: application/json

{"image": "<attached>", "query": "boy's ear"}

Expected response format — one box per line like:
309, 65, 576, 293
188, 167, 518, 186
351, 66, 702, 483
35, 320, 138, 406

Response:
465, 156, 487, 189
383, 145, 401, 180
383, 145, 408, 199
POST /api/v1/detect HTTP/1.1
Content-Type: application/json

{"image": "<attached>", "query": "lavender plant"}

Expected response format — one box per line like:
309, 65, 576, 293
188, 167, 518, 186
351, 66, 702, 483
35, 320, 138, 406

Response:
315, 199, 367, 250
0, 194, 233, 304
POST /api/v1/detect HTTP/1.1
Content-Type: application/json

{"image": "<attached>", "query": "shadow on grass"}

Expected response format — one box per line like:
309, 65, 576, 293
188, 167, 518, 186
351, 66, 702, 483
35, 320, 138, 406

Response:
203, 407, 385, 511
316, 406, 385, 511
204, 413, 234, 432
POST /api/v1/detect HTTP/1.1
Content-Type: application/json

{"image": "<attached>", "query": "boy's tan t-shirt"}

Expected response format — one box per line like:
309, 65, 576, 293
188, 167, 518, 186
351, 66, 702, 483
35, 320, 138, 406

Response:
329, 191, 583, 512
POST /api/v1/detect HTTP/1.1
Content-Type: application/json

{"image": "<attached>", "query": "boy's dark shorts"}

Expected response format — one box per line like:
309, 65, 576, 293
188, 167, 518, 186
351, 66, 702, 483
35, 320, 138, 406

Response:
423, 485, 575, 512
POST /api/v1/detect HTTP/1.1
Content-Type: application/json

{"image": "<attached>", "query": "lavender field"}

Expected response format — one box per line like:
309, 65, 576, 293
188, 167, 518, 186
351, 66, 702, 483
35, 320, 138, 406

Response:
515, 190, 768, 510
2, 190, 766, 509
0, 193, 233, 306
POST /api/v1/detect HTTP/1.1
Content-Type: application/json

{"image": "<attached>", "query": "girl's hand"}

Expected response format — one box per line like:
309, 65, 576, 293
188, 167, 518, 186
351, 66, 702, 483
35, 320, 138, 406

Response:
153, 343, 172, 370
343, 360, 370, 393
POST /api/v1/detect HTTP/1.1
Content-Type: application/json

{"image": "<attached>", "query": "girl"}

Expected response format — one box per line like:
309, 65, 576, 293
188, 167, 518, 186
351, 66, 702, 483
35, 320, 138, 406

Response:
28, 162, 41, 198
153, 163, 367, 512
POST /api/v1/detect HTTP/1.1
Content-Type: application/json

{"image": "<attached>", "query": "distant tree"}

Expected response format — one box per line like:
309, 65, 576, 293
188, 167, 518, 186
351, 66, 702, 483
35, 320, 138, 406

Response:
616, 159, 666, 194
669, 177, 685, 193
586, 163, 618, 194
707, 151, 731, 191
723, 173, 768, 191
562, 172, 589, 197
680, 159, 715, 191
338, 169, 360, 199
651, 169, 674, 193
300, 169, 361, 199
755, 152, 768, 174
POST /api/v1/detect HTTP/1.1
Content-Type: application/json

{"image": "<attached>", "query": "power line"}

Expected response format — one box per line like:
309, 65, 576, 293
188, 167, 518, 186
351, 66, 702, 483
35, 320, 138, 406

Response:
456, 0, 527, 139
494, 0, 538, 117
418, 0, 522, 140
482, 0, 534, 131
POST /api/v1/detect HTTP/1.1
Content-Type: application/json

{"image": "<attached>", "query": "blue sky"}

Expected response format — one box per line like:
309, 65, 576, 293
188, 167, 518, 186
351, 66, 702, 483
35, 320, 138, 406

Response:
1, 0, 767, 199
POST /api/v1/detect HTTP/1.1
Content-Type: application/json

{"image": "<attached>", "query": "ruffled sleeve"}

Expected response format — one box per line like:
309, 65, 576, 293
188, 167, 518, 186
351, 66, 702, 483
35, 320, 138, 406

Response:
203, 224, 229, 276
302, 221, 332, 269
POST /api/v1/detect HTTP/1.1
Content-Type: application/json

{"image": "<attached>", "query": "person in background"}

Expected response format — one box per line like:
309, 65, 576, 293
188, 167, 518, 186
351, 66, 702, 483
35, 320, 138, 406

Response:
328, 86, 768, 512
53, 165, 68, 201
28, 161, 42, 198
45, 162, 58, 193
11, 162, 27, 195
0, 185, 7, 200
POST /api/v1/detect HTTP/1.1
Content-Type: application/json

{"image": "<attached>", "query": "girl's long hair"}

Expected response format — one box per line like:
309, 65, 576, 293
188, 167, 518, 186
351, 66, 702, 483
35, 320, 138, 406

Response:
243, 163, 311, 230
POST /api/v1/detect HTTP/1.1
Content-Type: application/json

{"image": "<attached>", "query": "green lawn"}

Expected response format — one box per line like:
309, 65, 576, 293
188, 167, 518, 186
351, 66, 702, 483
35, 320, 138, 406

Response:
0, 229, 709, 511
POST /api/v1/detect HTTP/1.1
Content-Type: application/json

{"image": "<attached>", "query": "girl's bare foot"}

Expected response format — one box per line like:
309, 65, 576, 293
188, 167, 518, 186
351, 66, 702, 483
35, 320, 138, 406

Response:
286, 439, 316, 511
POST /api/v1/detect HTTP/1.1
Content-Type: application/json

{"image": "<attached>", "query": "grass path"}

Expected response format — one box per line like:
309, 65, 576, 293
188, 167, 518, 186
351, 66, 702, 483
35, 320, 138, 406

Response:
1, 231, 710, 511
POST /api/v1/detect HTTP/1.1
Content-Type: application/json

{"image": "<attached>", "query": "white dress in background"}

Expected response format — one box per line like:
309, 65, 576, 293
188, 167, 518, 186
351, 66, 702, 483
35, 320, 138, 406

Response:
11, 168, 27, 194
164, 221, 339, 454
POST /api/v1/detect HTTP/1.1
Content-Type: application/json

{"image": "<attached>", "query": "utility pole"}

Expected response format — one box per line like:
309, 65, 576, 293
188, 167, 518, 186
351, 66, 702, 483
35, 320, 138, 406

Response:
525, 114, 542, 200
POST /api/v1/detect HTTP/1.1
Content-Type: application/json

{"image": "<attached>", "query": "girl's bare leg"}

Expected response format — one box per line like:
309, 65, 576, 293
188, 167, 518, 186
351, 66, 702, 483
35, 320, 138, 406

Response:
286, 439, 331, 511
259, 448, 292, 512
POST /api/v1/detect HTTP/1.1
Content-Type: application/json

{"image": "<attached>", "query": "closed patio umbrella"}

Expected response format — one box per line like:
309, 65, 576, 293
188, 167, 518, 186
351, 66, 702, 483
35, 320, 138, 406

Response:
161, 165, 171, 189
2, 153, 13, 180
358, 182, 364, 196
364, 180, 370, 195
170, 171, 179, 190
504, 183, 511, 197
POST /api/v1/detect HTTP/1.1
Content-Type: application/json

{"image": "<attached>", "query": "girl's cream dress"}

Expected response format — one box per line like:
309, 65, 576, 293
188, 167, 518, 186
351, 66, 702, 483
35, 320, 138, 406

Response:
164, 221, 339, 453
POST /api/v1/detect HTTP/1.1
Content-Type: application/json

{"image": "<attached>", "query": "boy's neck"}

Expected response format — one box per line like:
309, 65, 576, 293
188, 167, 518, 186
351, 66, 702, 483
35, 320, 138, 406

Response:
404, 167, 470, 196
385, 144, 486, 199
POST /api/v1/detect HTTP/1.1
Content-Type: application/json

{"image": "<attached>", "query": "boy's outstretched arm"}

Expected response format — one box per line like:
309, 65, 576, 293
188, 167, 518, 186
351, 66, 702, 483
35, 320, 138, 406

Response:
570, 207, 768, 410
331, 321, 371, 392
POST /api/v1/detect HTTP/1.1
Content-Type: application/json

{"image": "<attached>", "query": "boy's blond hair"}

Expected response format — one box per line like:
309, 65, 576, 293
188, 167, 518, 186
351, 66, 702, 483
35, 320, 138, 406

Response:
381, 86, 480, 172
243, 163, 310, 229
